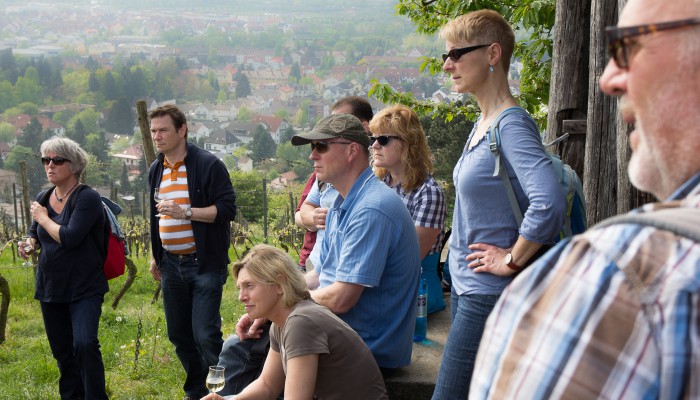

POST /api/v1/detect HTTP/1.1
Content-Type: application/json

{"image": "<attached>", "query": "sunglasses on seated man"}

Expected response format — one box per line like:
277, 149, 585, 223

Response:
310, 141, 353, 154
41, 157, 71, 166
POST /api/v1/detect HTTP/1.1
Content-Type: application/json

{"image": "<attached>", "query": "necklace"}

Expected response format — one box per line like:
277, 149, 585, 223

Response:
481, 96, 509, 122
54, 181, 80, 203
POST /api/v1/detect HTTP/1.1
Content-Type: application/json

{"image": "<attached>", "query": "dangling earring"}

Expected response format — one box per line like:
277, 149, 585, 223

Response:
489, 65, 495, 72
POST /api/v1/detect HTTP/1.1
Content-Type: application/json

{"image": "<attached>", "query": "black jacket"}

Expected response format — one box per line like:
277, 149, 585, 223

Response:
148, 143, 237, 272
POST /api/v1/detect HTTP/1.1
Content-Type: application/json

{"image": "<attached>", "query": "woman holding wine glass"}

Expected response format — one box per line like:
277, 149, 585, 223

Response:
201, 244, 387, 400
19, 137, 109, 400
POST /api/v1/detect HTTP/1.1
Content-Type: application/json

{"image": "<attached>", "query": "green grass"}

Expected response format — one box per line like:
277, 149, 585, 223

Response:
0, 251, 246, 400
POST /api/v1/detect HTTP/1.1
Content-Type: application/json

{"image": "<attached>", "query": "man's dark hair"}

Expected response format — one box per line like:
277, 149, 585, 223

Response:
149, 104, 188, 139
332, 96, 374, 122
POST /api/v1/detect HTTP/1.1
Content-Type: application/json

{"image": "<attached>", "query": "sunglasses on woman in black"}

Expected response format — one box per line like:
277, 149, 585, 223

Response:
41, 157, 71, 166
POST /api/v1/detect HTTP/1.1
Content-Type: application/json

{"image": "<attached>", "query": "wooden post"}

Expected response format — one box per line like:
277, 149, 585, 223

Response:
584, 0, 620, 226
137, 100, 159, 302
12, 183, 18, 232
137, 100, 156, 166
19, 161, 31, 233
545, 0, 592, 180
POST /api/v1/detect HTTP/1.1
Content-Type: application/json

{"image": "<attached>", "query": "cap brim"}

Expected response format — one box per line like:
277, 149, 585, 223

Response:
291, 131, 336, 146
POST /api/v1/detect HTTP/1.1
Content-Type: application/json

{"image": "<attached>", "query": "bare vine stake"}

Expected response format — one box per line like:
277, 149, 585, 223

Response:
134, 303, 144, 372
151, 315, 162, 365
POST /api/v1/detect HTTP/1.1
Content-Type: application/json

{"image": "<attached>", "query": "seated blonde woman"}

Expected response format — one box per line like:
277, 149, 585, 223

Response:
202, 244, 387, 400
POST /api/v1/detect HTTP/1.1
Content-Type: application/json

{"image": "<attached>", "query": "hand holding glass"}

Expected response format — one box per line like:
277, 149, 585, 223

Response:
19, 236, 34, 266
154, 188, 165, 217
206, 366, 225, 394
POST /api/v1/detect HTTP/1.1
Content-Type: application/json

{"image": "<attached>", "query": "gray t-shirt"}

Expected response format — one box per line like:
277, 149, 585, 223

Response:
270, 300, 388, 400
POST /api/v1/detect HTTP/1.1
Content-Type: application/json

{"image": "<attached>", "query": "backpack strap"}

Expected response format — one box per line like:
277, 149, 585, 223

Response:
593, 208, 700, 242
487, 107, 539, 227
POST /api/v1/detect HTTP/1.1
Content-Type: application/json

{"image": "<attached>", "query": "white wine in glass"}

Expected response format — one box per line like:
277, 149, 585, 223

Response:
20, 236, 34, 266
206, 366, 225, 394
154, 187, 165, 217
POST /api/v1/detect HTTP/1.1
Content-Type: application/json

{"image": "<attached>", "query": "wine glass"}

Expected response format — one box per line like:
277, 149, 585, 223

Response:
154, 187, 165, 217
205, 366, 225, 394
20, 235, 34, 266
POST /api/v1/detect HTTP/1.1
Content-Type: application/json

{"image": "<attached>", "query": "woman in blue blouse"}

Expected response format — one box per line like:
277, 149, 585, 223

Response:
432, 10, 566, 399
19, 137, 108, 400
369, 104, 447, 314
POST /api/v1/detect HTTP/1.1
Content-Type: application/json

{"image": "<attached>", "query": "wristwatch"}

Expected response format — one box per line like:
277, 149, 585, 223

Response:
184, 207, 193, 220
504, 252, 522, 271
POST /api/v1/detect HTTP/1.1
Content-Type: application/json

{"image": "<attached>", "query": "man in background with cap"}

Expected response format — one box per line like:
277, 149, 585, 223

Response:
216, 113, 420, 396
292, 113, 420, 376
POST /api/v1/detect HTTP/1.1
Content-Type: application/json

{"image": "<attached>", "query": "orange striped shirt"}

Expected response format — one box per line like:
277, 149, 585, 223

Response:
158, 161, 196, 254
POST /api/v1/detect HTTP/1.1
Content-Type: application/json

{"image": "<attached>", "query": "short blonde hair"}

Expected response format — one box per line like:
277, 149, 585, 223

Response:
369, 105, 433, 193
232, 244, 310, 308
439, 10, 515, 73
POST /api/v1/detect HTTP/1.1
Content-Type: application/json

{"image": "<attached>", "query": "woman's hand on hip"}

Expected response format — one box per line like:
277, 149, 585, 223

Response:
467, 243, 516, 276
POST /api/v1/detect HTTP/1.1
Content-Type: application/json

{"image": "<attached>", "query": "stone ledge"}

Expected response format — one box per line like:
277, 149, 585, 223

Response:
385, 300, 450, 400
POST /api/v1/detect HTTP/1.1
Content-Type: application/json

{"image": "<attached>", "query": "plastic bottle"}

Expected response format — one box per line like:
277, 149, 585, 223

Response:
413, 269, 428, 342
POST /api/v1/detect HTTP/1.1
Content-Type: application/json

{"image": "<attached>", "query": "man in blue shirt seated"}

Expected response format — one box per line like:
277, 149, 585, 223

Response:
218, 114, 421, 396
295, 113, 421, 372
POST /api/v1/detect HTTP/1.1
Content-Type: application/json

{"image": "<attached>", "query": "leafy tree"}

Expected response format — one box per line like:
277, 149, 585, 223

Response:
217, 89, 229, 103
249, 125, 277, 165
278, 125, 296, 144
88, 72, 100, 92
229, 169, 265, 222
104, 97, 135, 134
101, 71, 119, 101
84, 132, 109, 162
85, 56, 100, 73
14, 76, 43, 105
69, 108, 101, 134
295, 99, 311, 128
298, 76, 314, 86
0, 48, 19, 84
234, 71, 251, 98
119, 163, 131, 193
83, 154, 110, 188
0, 81, 16, 112
68, 119, 88, 144
60, 70, 91, 102
320, 54, 335, 70
420, 112, 473, 182
276, 142, 313, 178
290, 62, 302, 82
5, 145, 45, 196
223, 154, 238, 170
0, 122, 15, 142
274, 109, 290, 121
207, 71, 220, 92
48, 57, 64, 91
236, 106, 253, 123
18, 117, 44, 151
133, 156, 148, 193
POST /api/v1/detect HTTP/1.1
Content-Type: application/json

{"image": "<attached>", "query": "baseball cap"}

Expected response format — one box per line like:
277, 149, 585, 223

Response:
291, 114, 370, 148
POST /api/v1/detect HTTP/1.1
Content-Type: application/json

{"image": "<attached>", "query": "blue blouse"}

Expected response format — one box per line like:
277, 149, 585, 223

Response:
448, 110, 566, 295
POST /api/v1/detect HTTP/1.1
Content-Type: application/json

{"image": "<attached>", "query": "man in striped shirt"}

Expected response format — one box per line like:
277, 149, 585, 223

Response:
148, 104, 237, 400
470, 0, 700, 398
